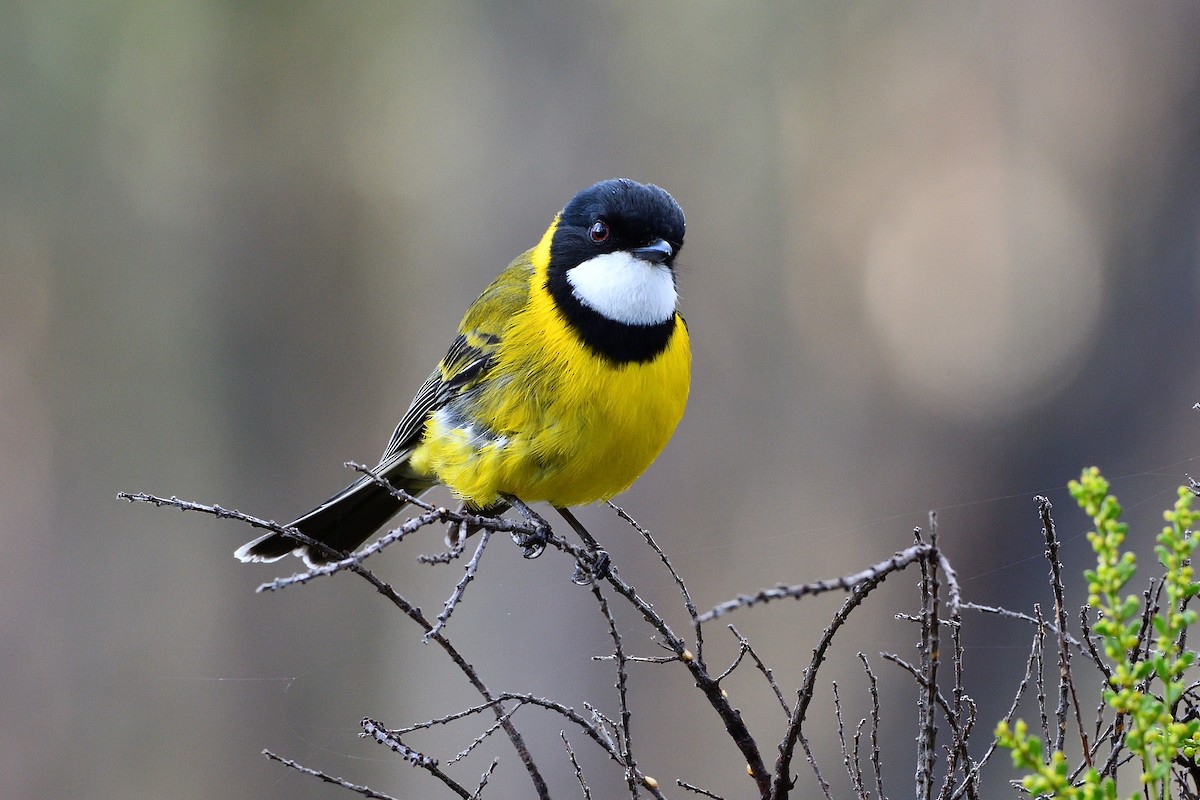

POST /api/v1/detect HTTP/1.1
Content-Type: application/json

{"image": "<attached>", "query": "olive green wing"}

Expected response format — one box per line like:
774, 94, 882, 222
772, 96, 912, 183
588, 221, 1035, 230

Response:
377, 252, 534, 464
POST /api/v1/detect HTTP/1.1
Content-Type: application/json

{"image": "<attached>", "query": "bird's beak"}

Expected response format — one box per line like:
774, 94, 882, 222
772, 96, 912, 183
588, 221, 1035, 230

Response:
632, 238, 674, 264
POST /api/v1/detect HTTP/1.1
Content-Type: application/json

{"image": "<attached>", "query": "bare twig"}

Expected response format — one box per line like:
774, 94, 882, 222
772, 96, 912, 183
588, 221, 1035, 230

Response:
590, 584, 640, 799
798, 728, 835, 800
261, 749, 401, 800
677, 779, 727, 799
1037, 496, 1072, 754
608, 500, 707, 667
942, 585, 976, 800
470, 759, 499, 800
730, 625, 791, 717
1136, 580, 1164, 687
936, 550, 963, 614
1078, 606, 1112, 680
418, 536, 468, 565
959, 602, 1083, 648
853, 718, 869, 800
448, 702, 519, 765
700, 543, 934, 623
346, 462, 439, 511
389, 698, 514, 736
585, 702, 621, 757
832, 682, 867, 799
916, 525, 940, 800
858, 653, 886, 800
1032, 605, 1050, 759
426, 529, 492, 641
561, 733, 593, 800
132, 483, 1114, 800
715, 639, 750, 683
361, 718, 472, 799
254, 508, 450, 591
593, 654, 679, 665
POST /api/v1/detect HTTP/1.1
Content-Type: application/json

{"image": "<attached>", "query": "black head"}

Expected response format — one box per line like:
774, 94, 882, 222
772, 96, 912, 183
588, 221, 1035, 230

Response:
549, 179, 686, 274
544, 180, 687, 364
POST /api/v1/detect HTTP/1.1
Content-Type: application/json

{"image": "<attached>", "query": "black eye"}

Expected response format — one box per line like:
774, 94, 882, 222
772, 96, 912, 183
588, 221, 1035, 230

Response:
589, 220, 609, 243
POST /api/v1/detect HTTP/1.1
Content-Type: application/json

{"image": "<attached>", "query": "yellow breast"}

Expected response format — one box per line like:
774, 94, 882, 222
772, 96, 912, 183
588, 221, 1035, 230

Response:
409, 234, 690, 509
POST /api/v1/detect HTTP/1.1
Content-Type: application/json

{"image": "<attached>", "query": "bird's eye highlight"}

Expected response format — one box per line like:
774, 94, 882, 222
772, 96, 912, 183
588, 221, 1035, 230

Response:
589, 220, 609, 242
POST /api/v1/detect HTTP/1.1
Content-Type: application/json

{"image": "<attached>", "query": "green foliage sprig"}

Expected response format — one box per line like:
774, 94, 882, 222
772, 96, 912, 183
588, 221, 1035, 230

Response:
996, 467, 1200, 799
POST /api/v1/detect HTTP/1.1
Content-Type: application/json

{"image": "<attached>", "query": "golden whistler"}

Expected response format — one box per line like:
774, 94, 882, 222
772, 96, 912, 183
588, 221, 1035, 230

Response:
238, 179, 689, 567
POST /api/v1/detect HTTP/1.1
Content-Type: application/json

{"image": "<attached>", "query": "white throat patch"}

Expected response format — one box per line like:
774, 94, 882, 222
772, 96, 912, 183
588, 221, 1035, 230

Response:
565, 251, 677, 326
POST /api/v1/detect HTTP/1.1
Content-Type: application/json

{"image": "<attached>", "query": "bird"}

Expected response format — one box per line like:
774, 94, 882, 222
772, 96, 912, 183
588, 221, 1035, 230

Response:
236, 178, 690, 568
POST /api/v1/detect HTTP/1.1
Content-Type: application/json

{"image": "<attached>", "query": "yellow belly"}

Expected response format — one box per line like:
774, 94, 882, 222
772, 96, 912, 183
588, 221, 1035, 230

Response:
409, 303, 690, 509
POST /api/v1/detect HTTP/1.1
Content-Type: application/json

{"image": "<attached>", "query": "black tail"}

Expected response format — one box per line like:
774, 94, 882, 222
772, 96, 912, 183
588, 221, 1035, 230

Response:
236, 471, 431, 566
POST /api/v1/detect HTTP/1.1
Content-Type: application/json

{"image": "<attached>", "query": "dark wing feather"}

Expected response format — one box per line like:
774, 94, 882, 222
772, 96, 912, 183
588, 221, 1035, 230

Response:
377, 253, 534, 464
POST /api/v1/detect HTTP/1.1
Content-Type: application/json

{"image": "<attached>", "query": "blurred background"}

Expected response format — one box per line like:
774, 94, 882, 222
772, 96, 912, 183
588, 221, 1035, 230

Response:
6, 2, 1200, 798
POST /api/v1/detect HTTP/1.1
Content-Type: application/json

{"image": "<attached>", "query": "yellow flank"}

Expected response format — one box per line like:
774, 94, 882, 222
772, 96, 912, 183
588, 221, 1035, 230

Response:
408, 221, 691, 509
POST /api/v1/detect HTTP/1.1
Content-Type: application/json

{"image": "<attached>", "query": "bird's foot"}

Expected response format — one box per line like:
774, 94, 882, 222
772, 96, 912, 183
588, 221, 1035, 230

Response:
511, 521, 550, 559
502, 495, 551, 559
571, 547, 611, 585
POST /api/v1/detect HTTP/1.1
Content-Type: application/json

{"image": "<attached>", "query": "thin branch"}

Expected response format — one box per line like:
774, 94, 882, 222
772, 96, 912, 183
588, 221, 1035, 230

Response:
1033, 604, 1050, 759
448, 702, 520, 765
701, 543, 934, 623
361, 717, 472, 799
593, 654, 680, 666
1135, 580, 1164, 688
585, 702, 621, 758
418, 535, 468, 565
942, 584, 976, 800
960, 602, 1084, 648
714, 640, 750, 683
349, 464, 547, 540
562, 733, 593, 800
261, 749, 402, 800
832, 682, 867, 799
1037, 496, 1072, 754
390, 698, 515, 736
500, 694, 622, 763
384, 692, 616, 768
798, 727, 835, 800
917, 527, 940, 800
591, 584, 640, 799
608, 501, 707, 667
859, 653, 887, 800
426, 529, 492, 642
677, 779, 727, 799
936, 550, 963, 614
345, 461, 439, 511
470, 759, 500, 800
1079, 606, 1112, 680
730, 625, 791, 717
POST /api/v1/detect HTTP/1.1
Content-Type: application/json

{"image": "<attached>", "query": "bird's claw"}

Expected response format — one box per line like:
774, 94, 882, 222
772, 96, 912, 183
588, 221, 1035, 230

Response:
571, 548, 611, 585
512, 523, 550, 559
